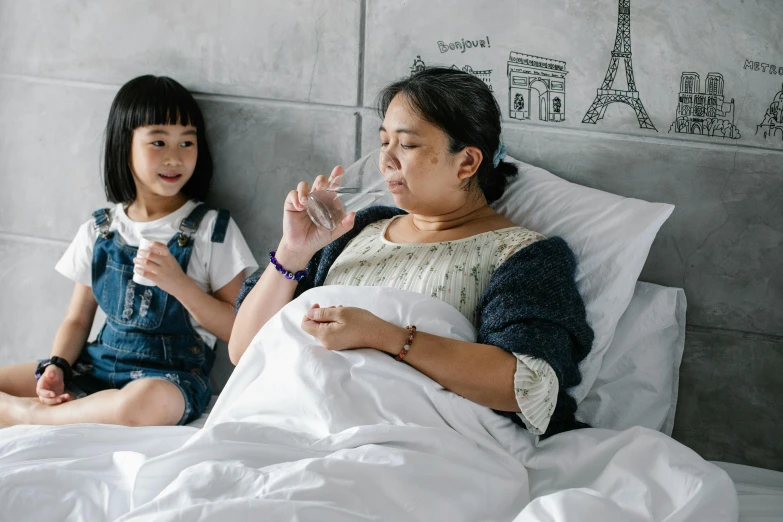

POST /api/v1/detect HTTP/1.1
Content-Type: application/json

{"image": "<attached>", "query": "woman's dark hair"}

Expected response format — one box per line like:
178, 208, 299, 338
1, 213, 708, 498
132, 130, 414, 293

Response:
103, 75, 213, 203
376, 66, 517, 203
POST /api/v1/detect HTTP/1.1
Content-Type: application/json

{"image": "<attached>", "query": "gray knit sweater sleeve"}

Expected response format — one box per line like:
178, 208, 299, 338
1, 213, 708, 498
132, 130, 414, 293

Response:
477, 237, 594, 437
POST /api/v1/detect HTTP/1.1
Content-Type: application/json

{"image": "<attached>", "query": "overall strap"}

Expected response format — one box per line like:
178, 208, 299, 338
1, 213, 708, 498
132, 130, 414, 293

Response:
92, 208, 113, 239
177, 204, 232, 246
177, 203, 213, 247
210, 209, 231, 243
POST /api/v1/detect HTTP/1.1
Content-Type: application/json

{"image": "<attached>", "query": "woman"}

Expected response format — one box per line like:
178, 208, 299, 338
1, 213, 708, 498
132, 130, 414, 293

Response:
230, 67, 593, 436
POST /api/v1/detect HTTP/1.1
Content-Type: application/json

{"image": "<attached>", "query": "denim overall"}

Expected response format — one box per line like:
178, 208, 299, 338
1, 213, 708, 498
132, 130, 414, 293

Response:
68, 204, 229, 424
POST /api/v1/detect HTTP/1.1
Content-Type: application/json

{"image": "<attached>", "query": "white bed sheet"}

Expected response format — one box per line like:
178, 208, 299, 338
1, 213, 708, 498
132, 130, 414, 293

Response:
198, 417, 783, 521
712, 462, 783, 522
191, 408, 783, 521
0, 286, 739, 521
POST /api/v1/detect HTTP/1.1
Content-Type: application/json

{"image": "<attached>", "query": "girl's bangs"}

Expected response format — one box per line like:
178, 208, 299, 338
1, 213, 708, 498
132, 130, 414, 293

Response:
124, 79, 203, 130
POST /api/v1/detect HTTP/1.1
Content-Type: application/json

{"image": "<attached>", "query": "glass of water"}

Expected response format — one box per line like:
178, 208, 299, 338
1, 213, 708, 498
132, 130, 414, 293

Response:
306, 148, 398, 230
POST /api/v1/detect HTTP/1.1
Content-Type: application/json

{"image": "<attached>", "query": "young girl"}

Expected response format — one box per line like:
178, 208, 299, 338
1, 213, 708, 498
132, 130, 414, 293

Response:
0, 75, 258, 427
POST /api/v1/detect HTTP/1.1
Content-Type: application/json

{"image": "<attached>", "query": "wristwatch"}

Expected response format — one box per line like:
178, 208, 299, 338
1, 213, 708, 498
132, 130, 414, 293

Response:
34, 356, 73, 382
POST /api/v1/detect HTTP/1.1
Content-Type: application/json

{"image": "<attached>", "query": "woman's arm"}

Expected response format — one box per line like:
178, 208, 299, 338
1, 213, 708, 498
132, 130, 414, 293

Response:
301, 305, 521, 412
375, 324, 521, 412
228, 248, 311, 364
227, 169, 358, 364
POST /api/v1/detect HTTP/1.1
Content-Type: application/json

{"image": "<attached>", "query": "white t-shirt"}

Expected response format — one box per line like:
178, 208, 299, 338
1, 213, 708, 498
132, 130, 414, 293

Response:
55, 200, 259, 348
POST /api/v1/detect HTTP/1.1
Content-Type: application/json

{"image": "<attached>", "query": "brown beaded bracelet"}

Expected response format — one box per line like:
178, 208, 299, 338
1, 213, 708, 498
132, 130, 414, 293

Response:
394, 325, 417, 361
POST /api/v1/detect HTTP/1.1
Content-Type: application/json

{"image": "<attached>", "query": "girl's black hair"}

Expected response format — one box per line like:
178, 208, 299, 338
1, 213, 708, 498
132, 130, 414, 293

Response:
103, 75, 213, 203
376, 66, 517, 204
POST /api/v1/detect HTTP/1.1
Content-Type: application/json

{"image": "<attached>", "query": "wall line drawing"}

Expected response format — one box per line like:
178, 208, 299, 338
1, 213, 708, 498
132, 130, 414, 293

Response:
455, 64, 493, 91
756, 82, 783, 141
410, 55, 426, 76
409, 56, 493, 92
668, 72, 740, 139
507, 52, 567, 123
582, 0, 656, 130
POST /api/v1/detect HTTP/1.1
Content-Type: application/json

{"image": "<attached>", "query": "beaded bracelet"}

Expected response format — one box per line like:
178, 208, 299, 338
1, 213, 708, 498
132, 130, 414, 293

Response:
394, 325, 417, 361
269, 251, 309, 281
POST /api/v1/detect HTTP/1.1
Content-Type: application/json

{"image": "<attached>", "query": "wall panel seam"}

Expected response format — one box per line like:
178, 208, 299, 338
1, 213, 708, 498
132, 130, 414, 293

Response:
686, 324, 783, 344
357, 0, 367, 108
2, 74, 782, 155
0, 231, 71, 247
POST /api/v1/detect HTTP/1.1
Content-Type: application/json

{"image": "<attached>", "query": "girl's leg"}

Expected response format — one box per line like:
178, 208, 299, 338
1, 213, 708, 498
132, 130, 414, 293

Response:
0, 362, 38, 397
0, 378, 185, 427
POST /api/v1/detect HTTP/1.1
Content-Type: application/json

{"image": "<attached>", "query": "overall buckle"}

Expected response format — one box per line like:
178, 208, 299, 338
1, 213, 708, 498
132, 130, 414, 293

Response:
178, 217, 198, 246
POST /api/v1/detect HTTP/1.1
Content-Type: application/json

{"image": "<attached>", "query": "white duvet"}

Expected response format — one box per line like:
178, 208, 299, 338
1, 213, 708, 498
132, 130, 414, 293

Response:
0, 286, 738, 521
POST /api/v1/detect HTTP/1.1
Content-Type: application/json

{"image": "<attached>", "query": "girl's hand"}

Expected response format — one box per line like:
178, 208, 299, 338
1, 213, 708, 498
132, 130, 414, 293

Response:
278, 167, 356, 268
300, 304, 387, 351
133, 242, 190, 296
36, 365, 71, 405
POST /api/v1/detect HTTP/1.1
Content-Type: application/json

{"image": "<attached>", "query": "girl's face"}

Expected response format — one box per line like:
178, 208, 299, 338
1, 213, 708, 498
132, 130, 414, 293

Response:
129, 123, 198, 200
379, 94, 481, 215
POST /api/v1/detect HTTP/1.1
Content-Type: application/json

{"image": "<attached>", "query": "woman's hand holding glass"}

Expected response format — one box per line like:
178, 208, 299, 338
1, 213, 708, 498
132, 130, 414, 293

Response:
277, 166, 357, 270
276, 148, 396, 272
305, 149, 396, 232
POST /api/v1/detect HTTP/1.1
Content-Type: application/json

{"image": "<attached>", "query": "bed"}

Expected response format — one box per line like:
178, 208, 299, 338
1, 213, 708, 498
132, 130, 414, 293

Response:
0, 284, 756, 521
1, 159, 780, 521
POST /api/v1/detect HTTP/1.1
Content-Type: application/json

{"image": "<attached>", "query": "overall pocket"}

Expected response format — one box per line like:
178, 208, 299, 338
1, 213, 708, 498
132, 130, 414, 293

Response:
101, 259, 168, 330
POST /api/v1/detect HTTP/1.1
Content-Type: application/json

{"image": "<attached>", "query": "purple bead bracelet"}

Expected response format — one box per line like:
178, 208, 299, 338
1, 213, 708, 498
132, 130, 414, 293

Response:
269, 251, 309, 281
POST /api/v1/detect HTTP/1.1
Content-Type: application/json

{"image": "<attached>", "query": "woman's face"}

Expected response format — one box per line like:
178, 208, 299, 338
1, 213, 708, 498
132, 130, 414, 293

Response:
379, 94, 481, 214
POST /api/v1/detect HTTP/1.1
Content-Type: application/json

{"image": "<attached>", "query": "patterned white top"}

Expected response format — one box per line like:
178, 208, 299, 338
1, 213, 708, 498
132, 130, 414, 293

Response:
323, 215, 559, 434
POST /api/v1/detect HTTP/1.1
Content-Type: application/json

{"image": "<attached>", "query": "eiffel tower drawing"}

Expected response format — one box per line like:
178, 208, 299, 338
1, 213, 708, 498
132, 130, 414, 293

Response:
582, 0, 656, 130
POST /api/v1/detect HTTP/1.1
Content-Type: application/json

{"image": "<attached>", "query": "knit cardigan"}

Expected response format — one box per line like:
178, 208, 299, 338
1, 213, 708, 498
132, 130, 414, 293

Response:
237, 206, 594, 437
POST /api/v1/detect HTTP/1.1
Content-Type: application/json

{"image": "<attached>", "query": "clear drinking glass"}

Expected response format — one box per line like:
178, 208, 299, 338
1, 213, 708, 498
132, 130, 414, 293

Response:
306, 148, 398, 230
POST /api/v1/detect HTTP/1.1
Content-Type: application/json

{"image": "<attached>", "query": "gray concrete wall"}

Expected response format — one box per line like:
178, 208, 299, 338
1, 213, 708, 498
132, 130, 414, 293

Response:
0, 1, 780, 470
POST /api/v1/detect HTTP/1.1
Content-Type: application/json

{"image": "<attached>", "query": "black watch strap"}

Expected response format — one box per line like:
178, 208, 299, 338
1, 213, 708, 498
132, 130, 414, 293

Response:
35, 356, 73, 382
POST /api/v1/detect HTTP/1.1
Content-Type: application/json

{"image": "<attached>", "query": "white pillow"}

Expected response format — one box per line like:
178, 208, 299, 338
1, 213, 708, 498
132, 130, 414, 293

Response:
491, 156, 674, 402
577, 281, 687, 435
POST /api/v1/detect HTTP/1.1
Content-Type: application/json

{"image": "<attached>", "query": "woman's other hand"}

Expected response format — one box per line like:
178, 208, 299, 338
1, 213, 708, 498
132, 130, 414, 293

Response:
301, 304, 390, 352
